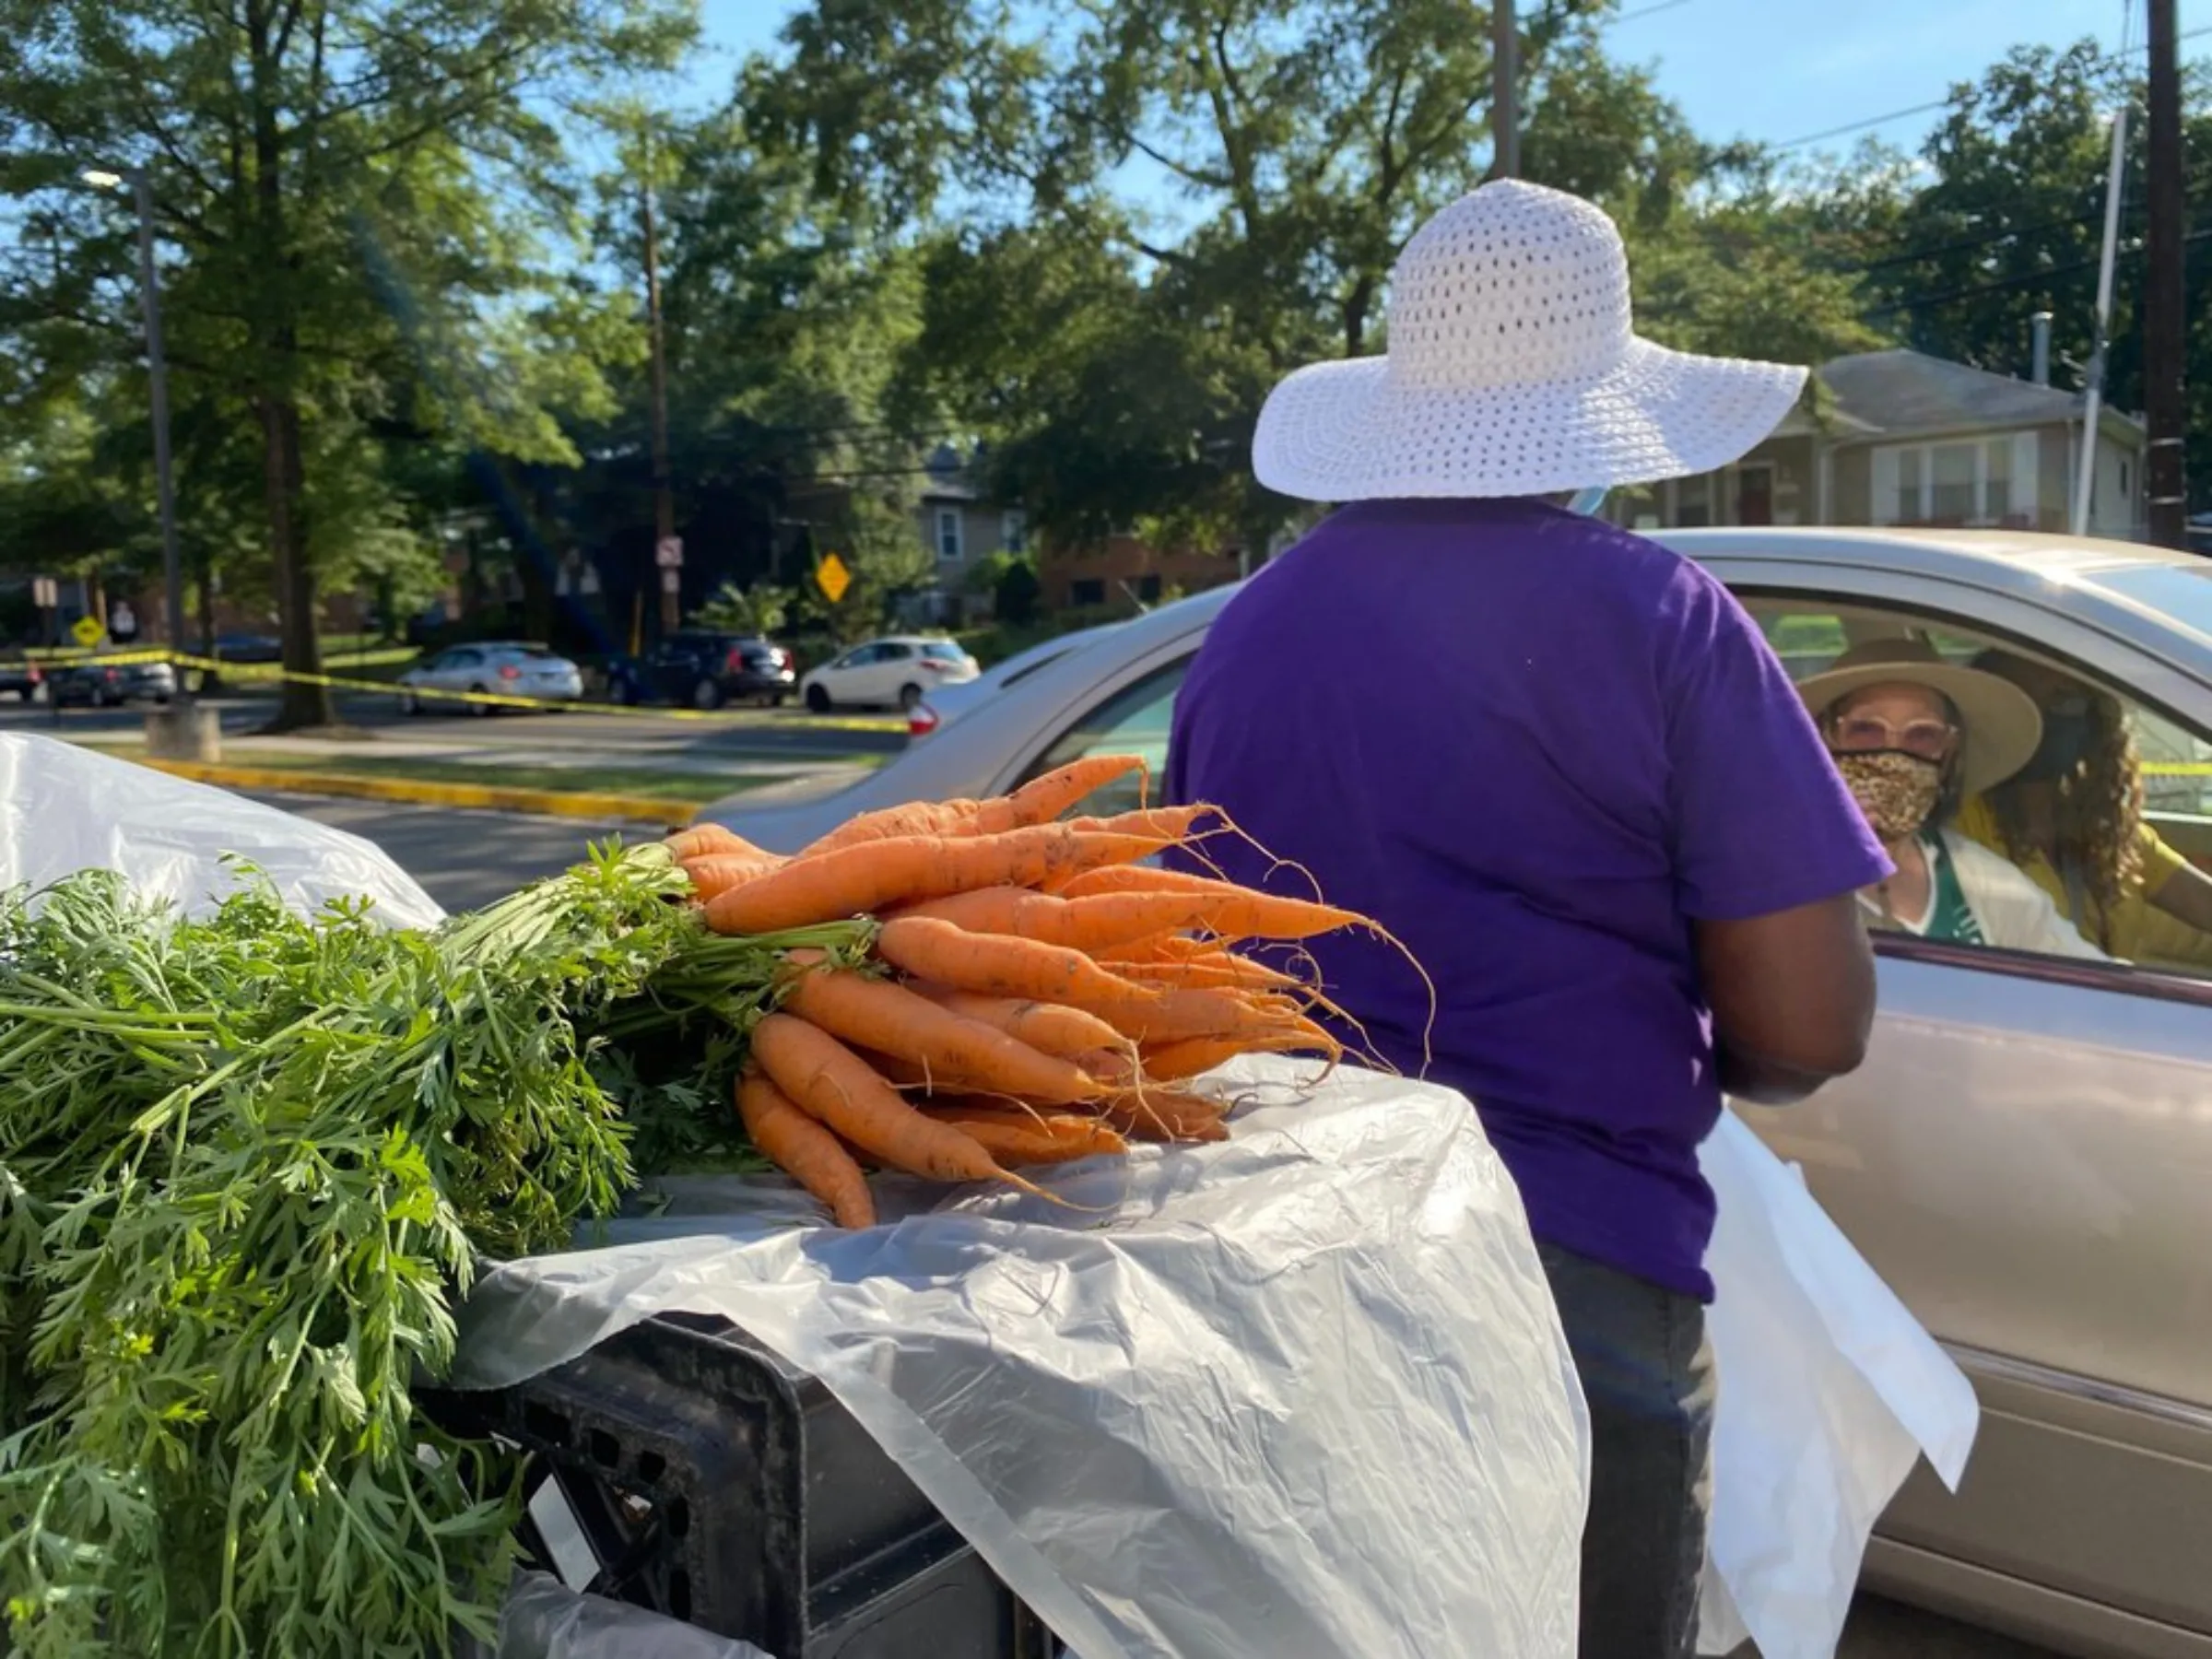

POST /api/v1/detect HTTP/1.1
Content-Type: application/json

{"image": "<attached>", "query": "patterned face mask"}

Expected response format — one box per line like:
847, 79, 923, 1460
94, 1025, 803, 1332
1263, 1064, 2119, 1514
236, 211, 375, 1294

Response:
1833, 749, 1943, 841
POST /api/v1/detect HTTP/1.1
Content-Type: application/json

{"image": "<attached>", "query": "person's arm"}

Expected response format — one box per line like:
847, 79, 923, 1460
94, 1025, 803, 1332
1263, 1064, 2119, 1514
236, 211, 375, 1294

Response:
1655, 565, 1892, 1106
1697, 895, 1877, 1104
2147, 854, 2212, 935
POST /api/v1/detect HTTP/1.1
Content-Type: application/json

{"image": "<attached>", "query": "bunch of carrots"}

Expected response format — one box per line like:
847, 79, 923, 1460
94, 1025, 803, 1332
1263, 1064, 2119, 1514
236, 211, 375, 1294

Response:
662, 755, 1371, 1229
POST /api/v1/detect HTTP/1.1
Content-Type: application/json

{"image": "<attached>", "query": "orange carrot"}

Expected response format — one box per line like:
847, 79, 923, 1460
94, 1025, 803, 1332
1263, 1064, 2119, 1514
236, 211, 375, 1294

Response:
888, 887, 1217, 954
1139, 1032, 1319, 1081
1052, 865, 1217, 900
902, 983, 1129, 1061
748, 1013, 1027, 1187
1064, 984, 1300, 1045
705, 824, 1169, 935
796, 798, 984, 859
1088, 1088, 1231, 1144
1069, 805, 1214, 841
970, 756, 1148, 835
777, 955, 1104, 1105
668, 822, 770, 862
875, 915, 1161, 1008
681, 853, 782, 902
1109, 954, 1307, 992
735, 1067, 877, 1228
918, 1103, 1129, 1165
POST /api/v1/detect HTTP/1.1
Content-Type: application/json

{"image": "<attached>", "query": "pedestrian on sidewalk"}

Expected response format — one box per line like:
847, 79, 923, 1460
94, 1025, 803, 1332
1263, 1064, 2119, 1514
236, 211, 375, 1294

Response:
1165, 180, 1888, 1657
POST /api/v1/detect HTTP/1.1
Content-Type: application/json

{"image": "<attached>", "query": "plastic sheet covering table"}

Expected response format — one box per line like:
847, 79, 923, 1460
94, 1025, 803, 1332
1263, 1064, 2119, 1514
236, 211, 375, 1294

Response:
451, 1058, 1594, 1659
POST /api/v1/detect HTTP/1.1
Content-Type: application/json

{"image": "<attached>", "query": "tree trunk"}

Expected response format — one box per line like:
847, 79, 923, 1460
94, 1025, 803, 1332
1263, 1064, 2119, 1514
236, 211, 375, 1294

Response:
195, 561, 217, 654
262, 395, 333, 729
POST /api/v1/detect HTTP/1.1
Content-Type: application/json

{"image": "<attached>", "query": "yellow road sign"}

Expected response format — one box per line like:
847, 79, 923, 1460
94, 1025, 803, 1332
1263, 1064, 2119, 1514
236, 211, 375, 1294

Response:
69, 615, 104, 648
816, 552, 852, 605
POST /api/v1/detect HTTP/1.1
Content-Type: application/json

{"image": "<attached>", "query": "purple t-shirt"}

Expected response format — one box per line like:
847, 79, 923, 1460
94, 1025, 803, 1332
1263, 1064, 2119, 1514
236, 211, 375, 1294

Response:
1165, 499, 1887, 1300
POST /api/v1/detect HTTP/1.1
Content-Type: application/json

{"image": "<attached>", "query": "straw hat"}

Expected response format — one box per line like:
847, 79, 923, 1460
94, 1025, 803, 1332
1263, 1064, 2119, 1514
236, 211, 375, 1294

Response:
1250, 181, 1808, 503
1795, 639, 2045, 797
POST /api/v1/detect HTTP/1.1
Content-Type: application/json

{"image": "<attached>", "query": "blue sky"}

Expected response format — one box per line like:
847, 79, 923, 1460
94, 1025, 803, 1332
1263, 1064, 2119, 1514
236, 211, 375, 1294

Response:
685, 0, 2186, 159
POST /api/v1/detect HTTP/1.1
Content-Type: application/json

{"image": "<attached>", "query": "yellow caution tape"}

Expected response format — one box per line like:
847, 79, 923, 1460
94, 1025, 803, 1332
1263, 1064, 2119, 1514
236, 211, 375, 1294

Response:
2141, 762, 2212, 777
157, 653, 905, 731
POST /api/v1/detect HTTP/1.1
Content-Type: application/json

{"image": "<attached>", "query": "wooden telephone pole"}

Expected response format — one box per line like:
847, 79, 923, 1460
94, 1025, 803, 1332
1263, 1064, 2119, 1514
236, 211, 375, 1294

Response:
642, 151, 680, 637
2145, 0, 2190, 547
1491, 3, 1520, 179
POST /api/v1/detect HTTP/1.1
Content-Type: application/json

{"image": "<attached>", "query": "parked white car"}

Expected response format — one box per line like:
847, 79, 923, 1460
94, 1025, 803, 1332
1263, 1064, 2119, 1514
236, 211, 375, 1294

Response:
799, 636, 978, 713
906, 623, 1120, 740
705, 526, 2212, 1659
397, 642, 582, 715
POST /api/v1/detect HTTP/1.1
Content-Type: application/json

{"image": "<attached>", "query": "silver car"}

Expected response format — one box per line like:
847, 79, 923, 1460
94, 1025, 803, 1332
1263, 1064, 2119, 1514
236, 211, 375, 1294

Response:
398, 642, 583, 715
704, 526, 2212, 1659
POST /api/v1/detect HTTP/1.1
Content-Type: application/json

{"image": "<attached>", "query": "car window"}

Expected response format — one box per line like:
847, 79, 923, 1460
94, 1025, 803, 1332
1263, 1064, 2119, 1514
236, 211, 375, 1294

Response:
1743, 593, 2212, 980
1018, 653, 1192, 819
919, 641, 965, 662
446, 648, 481, 668
833, 646, 874, 668
881, 642, 915, 661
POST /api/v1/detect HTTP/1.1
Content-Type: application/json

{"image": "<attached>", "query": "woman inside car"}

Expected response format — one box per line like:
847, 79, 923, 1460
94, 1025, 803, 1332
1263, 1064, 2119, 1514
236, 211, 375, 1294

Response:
1961, 650, 2212, 971
1800, 640, 2104, 958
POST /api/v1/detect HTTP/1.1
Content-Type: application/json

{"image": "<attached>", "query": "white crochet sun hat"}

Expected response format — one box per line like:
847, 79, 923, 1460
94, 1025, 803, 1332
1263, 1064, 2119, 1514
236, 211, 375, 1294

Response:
1251, 180, 1808, 502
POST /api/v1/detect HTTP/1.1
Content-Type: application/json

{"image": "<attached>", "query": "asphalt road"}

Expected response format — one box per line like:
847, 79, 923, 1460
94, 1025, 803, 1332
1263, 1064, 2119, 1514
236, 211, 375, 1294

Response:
0, 688, 906, 768
270, 791, 2060, 1659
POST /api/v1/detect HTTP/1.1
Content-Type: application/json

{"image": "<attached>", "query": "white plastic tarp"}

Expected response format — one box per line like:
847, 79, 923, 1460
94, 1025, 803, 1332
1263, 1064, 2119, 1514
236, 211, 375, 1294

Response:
0, 732, 443, 929
453, 1058, 1594, 1659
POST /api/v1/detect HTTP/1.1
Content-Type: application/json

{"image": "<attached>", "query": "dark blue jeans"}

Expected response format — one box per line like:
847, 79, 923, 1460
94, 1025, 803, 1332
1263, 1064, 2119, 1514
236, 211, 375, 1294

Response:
1538, 1241, 1716, 1659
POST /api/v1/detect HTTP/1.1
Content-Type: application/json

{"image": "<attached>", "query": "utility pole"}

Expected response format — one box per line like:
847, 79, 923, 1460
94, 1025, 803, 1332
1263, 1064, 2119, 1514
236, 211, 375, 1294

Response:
2145, 0, 2190, 548
1491, 3, 1519, 180
641, 149, 679, 639
2072, 100, 2129, 538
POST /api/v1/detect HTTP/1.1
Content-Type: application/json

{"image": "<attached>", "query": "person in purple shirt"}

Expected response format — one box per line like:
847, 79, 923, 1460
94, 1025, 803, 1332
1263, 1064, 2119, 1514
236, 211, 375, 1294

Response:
1166, 181, 1888, 1656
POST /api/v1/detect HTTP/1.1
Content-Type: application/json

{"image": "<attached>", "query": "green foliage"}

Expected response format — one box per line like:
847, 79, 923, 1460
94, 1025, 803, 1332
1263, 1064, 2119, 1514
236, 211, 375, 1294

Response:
0, 847, 870, 1656
0, 0, 696, 720
692, 580, 795, 637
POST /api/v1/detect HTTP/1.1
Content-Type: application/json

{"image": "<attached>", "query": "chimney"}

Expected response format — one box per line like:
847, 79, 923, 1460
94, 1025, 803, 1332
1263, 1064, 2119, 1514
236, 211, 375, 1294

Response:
2030, 312, 2053, 386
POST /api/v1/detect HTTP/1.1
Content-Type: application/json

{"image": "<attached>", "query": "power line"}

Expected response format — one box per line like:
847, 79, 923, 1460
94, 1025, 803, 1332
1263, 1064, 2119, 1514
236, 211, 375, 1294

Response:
1613, 0, 1696, 24
1867, 224, 2212, 315
1771, 20, 2212, 153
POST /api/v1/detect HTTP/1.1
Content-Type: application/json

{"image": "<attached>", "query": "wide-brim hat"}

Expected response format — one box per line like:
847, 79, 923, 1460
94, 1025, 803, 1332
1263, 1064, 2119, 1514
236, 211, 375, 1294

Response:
1795, 639, 2045, 797
1251, 180, 1808, 503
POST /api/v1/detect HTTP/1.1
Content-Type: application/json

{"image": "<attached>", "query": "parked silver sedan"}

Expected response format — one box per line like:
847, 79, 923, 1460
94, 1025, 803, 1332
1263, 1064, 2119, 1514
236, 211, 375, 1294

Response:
397, 641, 582, 715
703, 526, 2212, 1659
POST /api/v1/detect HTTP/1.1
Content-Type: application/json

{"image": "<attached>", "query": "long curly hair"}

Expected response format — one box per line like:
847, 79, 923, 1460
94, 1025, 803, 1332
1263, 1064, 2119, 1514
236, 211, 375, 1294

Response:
1975, 652, 2145, 952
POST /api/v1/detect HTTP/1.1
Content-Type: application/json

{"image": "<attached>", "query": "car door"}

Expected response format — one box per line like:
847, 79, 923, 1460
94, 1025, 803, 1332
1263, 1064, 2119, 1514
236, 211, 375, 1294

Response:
1707, 560, 2212, 1653
826, 643, 882, 702
866, 642, 918, 705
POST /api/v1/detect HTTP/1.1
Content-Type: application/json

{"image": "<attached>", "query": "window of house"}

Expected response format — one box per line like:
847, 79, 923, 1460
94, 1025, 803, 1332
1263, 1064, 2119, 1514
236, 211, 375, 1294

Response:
935, 509, 964, 561
1135, 574, 1162, 604
1069, 578, 1107, 607
1874, 434, 2038, 526
1001, 511, 1028, 555
1742, 591, 2212, 978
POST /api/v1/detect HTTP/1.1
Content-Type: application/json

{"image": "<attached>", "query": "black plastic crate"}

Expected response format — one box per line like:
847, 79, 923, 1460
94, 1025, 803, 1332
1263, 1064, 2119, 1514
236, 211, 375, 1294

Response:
422, 1312, 1056, 1659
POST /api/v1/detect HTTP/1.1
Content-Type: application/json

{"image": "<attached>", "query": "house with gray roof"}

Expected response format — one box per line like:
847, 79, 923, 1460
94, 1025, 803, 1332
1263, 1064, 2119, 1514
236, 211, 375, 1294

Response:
1611, 347, 2148, 541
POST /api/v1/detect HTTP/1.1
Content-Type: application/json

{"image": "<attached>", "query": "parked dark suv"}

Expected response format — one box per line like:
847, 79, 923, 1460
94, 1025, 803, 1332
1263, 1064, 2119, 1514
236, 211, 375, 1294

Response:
607, 632, 795, 710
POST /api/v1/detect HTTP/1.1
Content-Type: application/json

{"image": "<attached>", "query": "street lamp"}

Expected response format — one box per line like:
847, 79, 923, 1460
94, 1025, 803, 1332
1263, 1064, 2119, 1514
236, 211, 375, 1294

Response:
81, 165, 187, 703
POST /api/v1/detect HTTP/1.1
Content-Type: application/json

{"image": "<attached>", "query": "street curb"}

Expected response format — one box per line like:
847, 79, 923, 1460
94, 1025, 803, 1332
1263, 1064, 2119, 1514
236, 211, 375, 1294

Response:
137, 759, 700, 829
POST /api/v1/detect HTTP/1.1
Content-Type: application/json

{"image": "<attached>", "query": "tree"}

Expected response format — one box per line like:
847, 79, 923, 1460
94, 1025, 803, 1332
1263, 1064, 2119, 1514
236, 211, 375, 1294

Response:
756, 0, 1875, 553
0, 0, 693, 725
